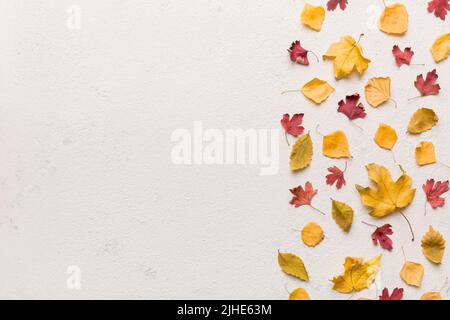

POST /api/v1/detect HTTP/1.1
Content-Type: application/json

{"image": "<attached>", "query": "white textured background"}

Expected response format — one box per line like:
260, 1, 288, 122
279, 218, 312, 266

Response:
0, 0, 448, 299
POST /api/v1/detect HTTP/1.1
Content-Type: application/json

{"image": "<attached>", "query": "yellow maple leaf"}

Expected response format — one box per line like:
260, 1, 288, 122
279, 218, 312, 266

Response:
301, 78, 334, 104
323, 36, 371, 80
331, 199, 353, 233
374, 123, 397, 150
379, 3, 408, 35
301, 4, 325, 32
415, 141, 436, 166
301, 222, 324, 247
290, 133, 313, 171
421, 226, 445, 264
431, 33, 450, 63
407, 108, 439, 134
365, 77, 391, 107
323, 131, 351, 158
400, 261, 424, 287
421, 292, 442, 300
331, 255, 382, 293
278, 251, 309, 281
289, 287, 310, 300
356, 163, 416, 217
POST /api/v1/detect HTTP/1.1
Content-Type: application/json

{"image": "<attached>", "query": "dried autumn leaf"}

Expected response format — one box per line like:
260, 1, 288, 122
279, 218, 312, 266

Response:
371, 224, 394, 251
415, 141, 437, 166
323, 35, 371, 80
288, 41, 309, 65
400, 261, 424, 287
392, 45, 414, 67
374, 123, 397, 150
428, 0, 450, 21
365, 77, 391, 108
415, 69, 440, 97
326, 164, 346, 189
289, 182, 317, 208
301, 4, 325, 31
323, 131, 351, 158
278, 251, 309, 281
289, 287, 310, 300
301, 78, 334, 104
356, 163, 416, 217
423, 179, 449, 209
281, 114, 305, 137
301, 222, 324, 247
379, 288, 404, 300
421, 226, 446, 264
327, 0, 348, 11
337, 93, 366, 120
379, 3, 408, 35
407, 108, 438, 134
331, 199, 353, 233
421, 292, 442, 300
431, 33, 450, 63
290, 133, 313, 171
331, 255, 381, 293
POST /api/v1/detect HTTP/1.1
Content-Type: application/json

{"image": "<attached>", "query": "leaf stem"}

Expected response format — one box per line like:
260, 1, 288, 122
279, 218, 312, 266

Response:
285, 132, 290, 146
309, 204, 326, 215
281, 89, 300, 95
361, 220, 378, 228
389, 98, 398, 108
399, 210, 414, 241
343, 161, 348, 173
315, 124, 325, 137
407, 95, 421, 101
401, 246, 407, 262
307, 50, 320, 63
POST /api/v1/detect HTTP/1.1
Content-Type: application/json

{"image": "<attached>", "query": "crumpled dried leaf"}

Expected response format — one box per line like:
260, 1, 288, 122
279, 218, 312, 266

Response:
323, 131, 351, 158
379, 3, 408, 35
331, 199, 353, 233
301, 222, 324, 247
289, 287, 310, 300
421, 226, 445, 264
290, 133, 313, 171
374, 123, 397, 150
356, 163, 416, 217
301, 3, 325, 31
331, 255, 382, 293
407, 108, 438, 134
415, 141, 436, 166
301, 78, 334, 104
431, 33, 450, 63
323, 36, 371, 79
400, 261, 424, 287
278, 251, 309, 281
365, 77, 391, 107
421, 292, 442, 300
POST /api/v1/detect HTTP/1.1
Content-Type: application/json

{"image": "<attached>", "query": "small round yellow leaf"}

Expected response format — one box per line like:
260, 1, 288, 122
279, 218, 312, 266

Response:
323, 131, 351, 158
301, 222, 324, 247
421, 226, 446, 264
379, 3, 408, 35
365, 77, 391, 107
431, 33, 450, 63
415, 141, 436, 166
420, 292, 442, 300
400, 261, 424, 287
301, 4, 325, 32
407, 108, 439, 134
301, 78, 334, 104
374, 123, 397, 150
289, 287, 310, 300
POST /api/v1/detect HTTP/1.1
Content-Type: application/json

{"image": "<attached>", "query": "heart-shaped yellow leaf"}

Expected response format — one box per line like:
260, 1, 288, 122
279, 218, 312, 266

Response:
332, 255, 381, 293
278, 251, 309, 281
301, 222, 324, 247
301, 3, 325, 32
415, 141, 436, 166
431, 33, 450, 63
323, 131, 351, 158
365, 77, 391, 107
400, 261, 424, 287
301, 78, 334, 104
331, 199, 353, 233
374, 123, 397, 150
290, 133, 313, 171
379, 3, 408, 35
289, 287, 310, 300
421, 226, 445, 264
407, 108, 439, 134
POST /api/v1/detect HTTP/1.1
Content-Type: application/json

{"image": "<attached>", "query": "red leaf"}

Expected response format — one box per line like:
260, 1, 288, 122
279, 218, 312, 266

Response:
423, 179, 450, 208
289, 182, 317, 207
372, 224, 394, 251
337, 93, 367, 120
415, 69, 440, 96
379, 288, 404, 300
280, 114, 305, 137
392, 45, 414, 67
327, 0, 348, 11
428, 0, 450, 20
326, 165, 346, 189
288, 41, 309, 65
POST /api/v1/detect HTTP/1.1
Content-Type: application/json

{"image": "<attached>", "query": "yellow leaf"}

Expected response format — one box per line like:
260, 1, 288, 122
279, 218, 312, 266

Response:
323, 36, 371, 80
301, 4, 325, 32
331, 199, 353, 233
420, 292, 442, 300
421, 226, 445, 264
278, 251, 309, 281
415, 141, 436, 166
289, 287, 310, 300
431, 33, 450, 63
331, 255, 382, 293
407, 108, 439, 134
400, 261, 424, 287
290, 133, 313, 172
379, 3, 408, 35
356, 163, 416, 217
365, 77, 391, 107
374, 123, 397, 150
323, 131, 351, 158
301, 78, 334, 104
301, 222, 324, 247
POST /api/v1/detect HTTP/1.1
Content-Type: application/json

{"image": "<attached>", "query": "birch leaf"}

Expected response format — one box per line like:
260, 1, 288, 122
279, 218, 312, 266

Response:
407, 108, 438, 134
365, 77, 391, 107
301, 78, 334, 104
421, 292, 442, 300
374, 123, 397, 150
415, 141, 436, 166
278, 251, 309, 281
289, 287, 310, 300
290, 133, 313, 171
431, 33, 450, 63
323, 131, 351, 158
400, 261, 424, 287
301, 222, 324, 247
421, 226, 446, 264
379, 3, 408, 35
331, 199, 353, 233
301, 4, 325, 31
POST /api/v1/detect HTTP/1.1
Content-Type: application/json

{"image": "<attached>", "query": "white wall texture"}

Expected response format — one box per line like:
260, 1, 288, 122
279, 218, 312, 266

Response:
0, 0, 448, 299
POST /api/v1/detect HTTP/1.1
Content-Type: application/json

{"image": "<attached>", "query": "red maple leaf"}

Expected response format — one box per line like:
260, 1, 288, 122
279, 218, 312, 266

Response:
327, 0, 348, 11
423, 179, 450, 208
280, 114, 304, 137
326, 163, 347, 189
289, 182, 317, 207
415, 69, 440, 96
392, 45, 414, 67
428, 0, 450, 20
379, 288, 404, 300
337, 94, 366, 120
288, 41, 309, 65
372, 224, 394, 251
